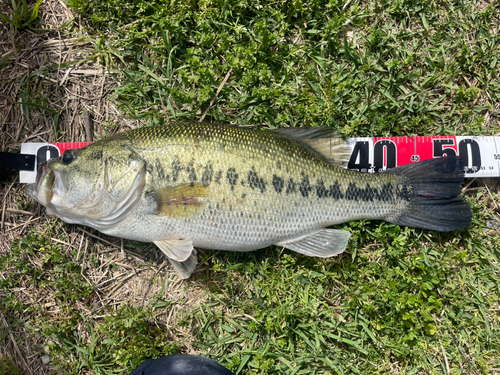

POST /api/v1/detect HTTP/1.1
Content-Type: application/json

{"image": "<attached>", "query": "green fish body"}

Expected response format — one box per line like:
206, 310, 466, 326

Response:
27, 123, 471, 278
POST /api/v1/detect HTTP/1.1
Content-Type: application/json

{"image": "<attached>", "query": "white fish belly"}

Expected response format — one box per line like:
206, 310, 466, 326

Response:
164, 194, 393, 251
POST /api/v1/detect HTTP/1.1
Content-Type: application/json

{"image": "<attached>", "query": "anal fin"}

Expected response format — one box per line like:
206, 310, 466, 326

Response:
275, 229, 351, 258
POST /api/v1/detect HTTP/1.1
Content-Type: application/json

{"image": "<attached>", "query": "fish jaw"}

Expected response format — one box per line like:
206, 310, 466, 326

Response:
26, 161, 74, 218
27, 161, 55, 207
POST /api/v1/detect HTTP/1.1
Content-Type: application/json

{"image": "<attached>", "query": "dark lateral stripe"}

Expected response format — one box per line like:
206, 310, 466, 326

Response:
186, 161, 197, 182
312, 179, 411, 202
345, 182, 380, 201
201, 163, 214, 187
171, 158, 182, 182
345, 182, 393, 202
272, 174, 284, 193
226, 167, 239, 191
299, 174, 312, 197
341, 182, 408, 202
286, 178, 296, 194
215, 170, 223, 184
397, 184, 411, 200
315, 180, 344, 199
276, 173, 410, 202
155, 158, 167, 180
247, 169, 267, 193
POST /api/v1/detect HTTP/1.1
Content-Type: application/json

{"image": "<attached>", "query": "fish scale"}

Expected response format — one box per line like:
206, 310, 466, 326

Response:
111, 124, 400, 247
27, 122, 472, 278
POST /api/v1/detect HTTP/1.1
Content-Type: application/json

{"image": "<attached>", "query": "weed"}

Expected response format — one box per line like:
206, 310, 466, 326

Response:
0, 0, 43, 30
50, 306, 180, 374
0, 356, 21, 375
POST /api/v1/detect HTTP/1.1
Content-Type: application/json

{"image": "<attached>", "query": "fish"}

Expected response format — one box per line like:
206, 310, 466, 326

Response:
27, 123, 472, 279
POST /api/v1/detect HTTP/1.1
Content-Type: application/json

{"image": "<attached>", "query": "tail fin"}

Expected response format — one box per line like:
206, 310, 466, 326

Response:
386, 156, 472, 232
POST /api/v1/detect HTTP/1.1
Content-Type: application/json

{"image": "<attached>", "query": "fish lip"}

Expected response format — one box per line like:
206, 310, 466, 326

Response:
30, 162, 55, 206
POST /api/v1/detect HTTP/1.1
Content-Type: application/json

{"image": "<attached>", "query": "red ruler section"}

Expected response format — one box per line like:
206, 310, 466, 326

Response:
20, 136, 500, 183
53, 142, 92, 155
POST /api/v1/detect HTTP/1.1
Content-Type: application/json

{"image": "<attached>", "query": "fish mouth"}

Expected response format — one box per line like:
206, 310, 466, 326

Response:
27, 162, 55, 207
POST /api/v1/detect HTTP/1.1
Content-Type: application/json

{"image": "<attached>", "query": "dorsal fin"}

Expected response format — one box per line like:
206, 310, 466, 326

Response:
272, 127, 351, 168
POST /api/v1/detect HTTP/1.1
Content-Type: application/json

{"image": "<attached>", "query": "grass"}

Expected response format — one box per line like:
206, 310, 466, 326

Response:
1, 0, 499, 374
69, 0, 499, 136
0, 0, 43, 30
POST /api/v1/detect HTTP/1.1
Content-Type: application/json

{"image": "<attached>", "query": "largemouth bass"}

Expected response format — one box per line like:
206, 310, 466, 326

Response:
27, 123, 472, 278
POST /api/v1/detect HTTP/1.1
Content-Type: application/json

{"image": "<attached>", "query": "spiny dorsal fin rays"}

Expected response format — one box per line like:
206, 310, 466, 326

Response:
275, 228, 351, 257
154, 238, 194, 262
271, 127, 351, 168
303, 138, 352, 168
152, 183, 209, 218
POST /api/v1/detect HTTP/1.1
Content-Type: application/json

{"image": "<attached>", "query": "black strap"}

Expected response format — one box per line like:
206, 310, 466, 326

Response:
0, 152, 36, 171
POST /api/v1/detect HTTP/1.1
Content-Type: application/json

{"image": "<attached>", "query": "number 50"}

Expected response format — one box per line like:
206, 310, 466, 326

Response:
432, 139, 481, 174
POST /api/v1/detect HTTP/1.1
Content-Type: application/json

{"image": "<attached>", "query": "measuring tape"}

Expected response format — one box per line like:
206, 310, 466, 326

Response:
7, 136, 500, 184
347, 136, 499, 177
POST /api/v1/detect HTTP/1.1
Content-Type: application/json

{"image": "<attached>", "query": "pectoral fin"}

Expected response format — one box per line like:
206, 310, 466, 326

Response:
167, 253, 198, 280
154, 238, 194, 262
275, 229, 351, 257
152, 183, 209, 218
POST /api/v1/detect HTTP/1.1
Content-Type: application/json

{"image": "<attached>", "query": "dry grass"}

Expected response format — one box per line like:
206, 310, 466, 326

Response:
1, 1, 207, 373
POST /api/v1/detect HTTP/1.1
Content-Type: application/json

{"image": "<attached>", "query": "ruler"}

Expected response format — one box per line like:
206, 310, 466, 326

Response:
347, 136, 500, 177
16, 136, 500, 184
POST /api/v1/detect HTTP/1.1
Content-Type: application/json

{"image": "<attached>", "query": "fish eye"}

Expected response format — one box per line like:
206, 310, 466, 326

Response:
62, 150, 76, 164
